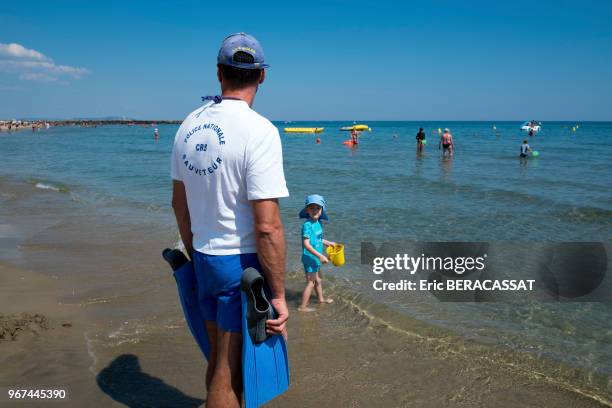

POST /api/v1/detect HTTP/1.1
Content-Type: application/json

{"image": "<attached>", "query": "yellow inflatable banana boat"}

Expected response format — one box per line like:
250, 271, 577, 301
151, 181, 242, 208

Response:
340, 124, 371, 131
284, 127, 324, 133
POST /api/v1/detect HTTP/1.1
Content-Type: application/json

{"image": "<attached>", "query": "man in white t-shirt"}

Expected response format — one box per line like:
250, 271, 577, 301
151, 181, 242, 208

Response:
171, 33, 288, 407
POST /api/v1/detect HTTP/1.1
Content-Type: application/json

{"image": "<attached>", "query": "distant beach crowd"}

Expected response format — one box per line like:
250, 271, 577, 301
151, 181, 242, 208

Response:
0, 119, 180, 132
0, 120, 46, 132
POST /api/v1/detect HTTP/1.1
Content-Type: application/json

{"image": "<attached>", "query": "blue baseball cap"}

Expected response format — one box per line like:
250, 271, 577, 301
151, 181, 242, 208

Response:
299, 194, 329, 221
217, 32, 269, 70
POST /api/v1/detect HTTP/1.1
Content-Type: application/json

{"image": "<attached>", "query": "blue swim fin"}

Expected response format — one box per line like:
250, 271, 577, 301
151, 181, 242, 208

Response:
163, 249, 210, 360
241, 267, 290, 408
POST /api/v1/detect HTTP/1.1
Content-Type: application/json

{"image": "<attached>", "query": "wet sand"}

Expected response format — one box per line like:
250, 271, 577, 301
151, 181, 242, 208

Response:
0, 178, 610, 407
0, 263, 97, 404
272, 286, 611, 407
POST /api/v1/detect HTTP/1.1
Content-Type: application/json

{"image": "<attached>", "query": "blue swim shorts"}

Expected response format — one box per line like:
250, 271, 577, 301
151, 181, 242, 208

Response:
302, 255, 320, 274
192, 251, 261, 333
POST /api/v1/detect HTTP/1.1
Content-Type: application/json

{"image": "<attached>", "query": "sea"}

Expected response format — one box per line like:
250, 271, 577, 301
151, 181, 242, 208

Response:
1, 120, 611, 398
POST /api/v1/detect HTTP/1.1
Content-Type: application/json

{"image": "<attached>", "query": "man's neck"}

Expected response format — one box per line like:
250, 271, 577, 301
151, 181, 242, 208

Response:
221, 87, 257, 107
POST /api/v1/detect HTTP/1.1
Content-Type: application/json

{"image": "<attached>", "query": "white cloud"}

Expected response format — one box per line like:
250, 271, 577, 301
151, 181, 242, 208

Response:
0, 43, 50, 61
19, 73, 58, 82
0, 42, 90, 83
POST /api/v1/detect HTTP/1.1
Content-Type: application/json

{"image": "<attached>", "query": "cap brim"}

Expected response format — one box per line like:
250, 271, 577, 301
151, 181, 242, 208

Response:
298, 208, 329, 221
219, 61, 269, 70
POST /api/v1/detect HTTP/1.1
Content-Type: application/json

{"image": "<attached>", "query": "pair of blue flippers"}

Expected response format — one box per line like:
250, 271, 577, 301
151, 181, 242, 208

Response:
163, 249, 290, 408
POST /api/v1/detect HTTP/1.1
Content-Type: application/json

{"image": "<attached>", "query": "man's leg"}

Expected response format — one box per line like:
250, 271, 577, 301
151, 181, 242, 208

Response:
204, 321, 218, 390
206, 327, 242, 408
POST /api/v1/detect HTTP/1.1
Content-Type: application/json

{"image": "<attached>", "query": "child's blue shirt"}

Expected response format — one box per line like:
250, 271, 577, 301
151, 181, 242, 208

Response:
301, 219, 324, 266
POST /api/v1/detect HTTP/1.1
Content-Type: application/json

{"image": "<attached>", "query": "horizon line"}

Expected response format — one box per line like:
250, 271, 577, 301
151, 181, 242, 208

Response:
3, 118, 610, 123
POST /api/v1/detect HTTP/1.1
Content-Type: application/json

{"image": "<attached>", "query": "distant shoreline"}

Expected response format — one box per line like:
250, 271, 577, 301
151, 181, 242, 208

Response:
1, 118, 608, 134
0, 119, 181, 133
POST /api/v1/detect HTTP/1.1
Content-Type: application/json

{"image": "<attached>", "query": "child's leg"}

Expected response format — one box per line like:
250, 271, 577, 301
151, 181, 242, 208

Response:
314, 272, 333, 304
298, 273, 317, 311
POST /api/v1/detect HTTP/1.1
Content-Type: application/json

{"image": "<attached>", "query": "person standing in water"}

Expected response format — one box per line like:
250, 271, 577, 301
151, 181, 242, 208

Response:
520, 139, 532, 158
416, 127, 426, 153
439, 128, 454, 157
351, 128, 359, 145
154, 127, 159, 142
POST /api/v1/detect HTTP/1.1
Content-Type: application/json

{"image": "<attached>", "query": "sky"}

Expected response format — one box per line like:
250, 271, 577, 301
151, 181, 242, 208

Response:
1, 0, 611, 121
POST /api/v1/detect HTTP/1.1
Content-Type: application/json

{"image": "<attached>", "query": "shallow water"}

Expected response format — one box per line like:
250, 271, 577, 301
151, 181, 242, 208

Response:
0, 120, 611, 390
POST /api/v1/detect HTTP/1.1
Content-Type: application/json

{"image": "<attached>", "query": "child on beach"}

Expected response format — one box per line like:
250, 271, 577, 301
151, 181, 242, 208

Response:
298, 194, 337, 312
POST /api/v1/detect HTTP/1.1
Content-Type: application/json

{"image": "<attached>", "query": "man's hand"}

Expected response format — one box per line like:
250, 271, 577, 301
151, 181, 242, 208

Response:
267, 297, 289, 339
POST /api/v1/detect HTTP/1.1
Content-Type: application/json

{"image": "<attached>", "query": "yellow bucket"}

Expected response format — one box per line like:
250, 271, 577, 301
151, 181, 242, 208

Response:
326, 244, 345, 267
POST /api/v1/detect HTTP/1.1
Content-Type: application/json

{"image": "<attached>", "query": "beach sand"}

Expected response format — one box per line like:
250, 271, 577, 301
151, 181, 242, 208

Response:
0, 263, 608, 408
0, 263, 98, 404
0, 178, 609, 407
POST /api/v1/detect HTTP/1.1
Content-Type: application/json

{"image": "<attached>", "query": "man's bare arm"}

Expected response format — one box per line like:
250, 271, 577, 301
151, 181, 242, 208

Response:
172, 180, 193, 259
251, 198, 288, 335
252, 198, 286, 298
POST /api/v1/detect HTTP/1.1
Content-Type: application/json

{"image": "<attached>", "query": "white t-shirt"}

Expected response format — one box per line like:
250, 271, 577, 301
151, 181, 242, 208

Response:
171, 99, 289, 255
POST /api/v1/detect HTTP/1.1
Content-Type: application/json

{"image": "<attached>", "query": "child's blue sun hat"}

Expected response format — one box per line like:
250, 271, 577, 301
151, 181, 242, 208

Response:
298, 194, 328, 220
